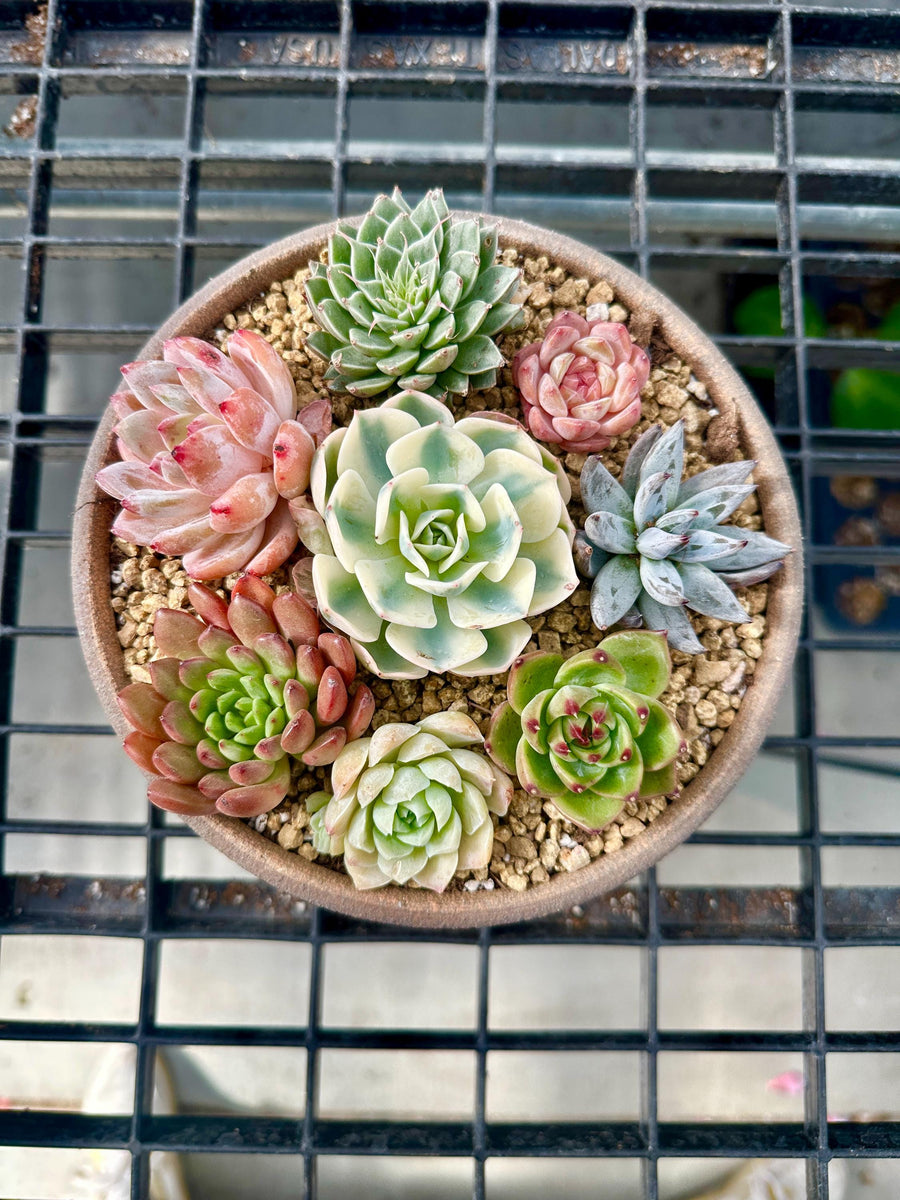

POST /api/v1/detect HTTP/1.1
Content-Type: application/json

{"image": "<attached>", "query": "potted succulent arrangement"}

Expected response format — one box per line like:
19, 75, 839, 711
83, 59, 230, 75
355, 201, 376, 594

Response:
74, 188, 803, 928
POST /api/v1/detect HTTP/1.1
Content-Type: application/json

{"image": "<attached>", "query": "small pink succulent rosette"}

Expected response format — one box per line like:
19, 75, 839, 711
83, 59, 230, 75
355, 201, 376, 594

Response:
513, 310, 650, 454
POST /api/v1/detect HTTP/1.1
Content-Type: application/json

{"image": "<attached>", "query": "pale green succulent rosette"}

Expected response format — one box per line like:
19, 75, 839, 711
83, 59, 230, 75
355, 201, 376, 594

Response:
315, 713, 513, 892
295, 390, 578, 679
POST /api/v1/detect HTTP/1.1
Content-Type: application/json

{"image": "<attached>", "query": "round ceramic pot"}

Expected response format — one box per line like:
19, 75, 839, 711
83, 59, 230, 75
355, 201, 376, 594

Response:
73, 215, 803, 929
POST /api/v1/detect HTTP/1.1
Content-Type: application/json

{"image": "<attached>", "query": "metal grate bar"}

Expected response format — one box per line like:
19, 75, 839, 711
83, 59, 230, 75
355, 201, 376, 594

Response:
0, 1, 898, 1196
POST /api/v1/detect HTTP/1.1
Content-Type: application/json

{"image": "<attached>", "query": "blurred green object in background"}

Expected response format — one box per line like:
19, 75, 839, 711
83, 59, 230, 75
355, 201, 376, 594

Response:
831, 301, 900, 431
733, 283, 828, 340
733, 286, 898, 430
831, 368, 900, 430
732, 284, 827, 380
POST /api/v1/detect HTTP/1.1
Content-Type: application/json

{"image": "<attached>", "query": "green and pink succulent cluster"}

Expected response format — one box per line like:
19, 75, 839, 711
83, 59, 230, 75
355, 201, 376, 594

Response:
117, 566, 375, 819
96, 185, 793, 894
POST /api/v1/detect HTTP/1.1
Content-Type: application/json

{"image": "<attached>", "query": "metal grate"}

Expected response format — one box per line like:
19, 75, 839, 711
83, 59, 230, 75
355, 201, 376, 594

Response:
0, 1, 898, 1197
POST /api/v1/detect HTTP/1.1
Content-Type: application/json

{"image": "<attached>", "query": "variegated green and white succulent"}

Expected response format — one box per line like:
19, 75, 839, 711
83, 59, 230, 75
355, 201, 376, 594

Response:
576, 420, 791, 653
311, 713, 512, 892
304, 187, 522, 400
293, 390, 578, 678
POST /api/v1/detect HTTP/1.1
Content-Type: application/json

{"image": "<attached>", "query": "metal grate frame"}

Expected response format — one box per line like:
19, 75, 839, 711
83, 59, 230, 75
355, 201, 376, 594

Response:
0, 0, 898, 1197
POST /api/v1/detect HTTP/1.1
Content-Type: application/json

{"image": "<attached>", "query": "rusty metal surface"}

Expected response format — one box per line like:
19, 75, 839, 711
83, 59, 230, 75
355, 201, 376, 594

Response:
6, 875, 898, 943
7, 18, 895, 87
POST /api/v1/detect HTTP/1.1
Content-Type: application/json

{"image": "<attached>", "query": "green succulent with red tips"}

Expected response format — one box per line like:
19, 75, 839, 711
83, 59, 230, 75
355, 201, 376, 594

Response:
486, 630, 684, 832
116, 565, 375, 820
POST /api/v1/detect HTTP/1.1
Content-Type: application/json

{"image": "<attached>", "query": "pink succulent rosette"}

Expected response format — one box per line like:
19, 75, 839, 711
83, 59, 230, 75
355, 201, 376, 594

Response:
96, 329, 331, 580
512, 310, 650, 454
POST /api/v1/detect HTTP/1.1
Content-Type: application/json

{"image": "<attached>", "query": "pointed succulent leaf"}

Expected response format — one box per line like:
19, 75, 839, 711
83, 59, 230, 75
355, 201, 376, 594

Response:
583, 509, 636, 555
637, 592, 704, 654
151, 740, 207, 784
302, 727, 348, 767
506, 651, 565, 714
590, 556, 642, 630
453, 336, 505, 376
676, 459, 756, 505
716, 561, 785, 588
554, 646, 627, 690
677, 562, 750, 622
147, 779, 216, 815
706, 529, 792, 571
675, 526, 750, 563
519, 689, 554, 753
516, 737, 568, 799
216, 759, 292, 818
638, 419, 684, 510
117, 682, 167, 739
149, 657, 192, 704
316, 665, 349, 725
418, 711, 482, 747
550, 789, 627, 832
656, 507, 700, 535
574, 530, 606, 577
640, 699, 684, 771
640, 557, 686, 607
636, 526, 688, 559
160, 700, 204, 746
124, 731, 162, 774
272, 590, 319, 645
638, 761, 679, 800
622, 425, 663, 496
186, 584, 231, 633
689, 483, 757, 527
154, 608, 206, 660
633, 470, 672, 530
552, 744, 640, 797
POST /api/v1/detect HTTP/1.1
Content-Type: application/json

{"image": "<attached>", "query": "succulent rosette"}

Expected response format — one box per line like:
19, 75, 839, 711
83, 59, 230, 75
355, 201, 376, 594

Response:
304, 187, 522, 400
116, 568, 375, 819
292, 390, 579, 678
513, 310, 649, 453
96, 329, 331, 579
313, 713, 512, 892
577, 420, 791, 652
487, 631, 683, 831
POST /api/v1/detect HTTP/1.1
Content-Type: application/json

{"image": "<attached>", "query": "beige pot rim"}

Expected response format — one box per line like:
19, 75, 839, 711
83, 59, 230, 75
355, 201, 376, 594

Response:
73, 212, 804, 929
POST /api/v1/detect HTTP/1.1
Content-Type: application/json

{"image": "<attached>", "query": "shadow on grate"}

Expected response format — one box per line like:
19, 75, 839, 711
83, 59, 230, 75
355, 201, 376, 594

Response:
0, 1, 898, 1198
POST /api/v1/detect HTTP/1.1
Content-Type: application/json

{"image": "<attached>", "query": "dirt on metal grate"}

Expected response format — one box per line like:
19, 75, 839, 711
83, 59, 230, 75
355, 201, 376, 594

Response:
1, 1, 899, 1198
